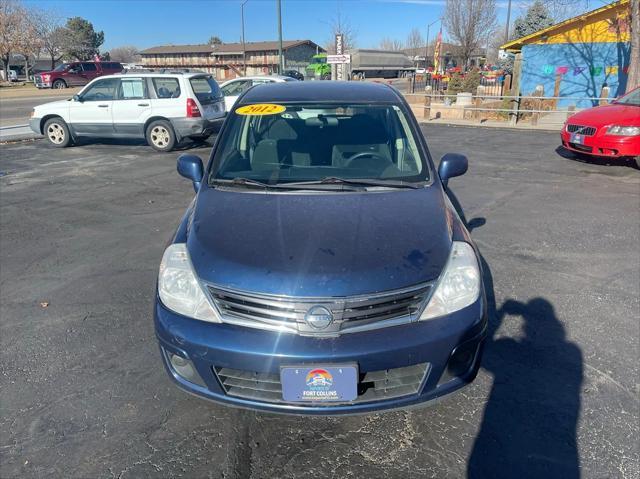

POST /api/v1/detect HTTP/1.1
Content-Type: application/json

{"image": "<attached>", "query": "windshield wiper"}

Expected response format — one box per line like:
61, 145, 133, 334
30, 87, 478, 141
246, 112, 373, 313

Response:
285, 177, 424, 189
213, 177, 282, 189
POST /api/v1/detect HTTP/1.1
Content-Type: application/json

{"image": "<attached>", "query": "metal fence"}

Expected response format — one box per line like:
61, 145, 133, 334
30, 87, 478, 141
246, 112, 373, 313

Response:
404, 92, 611, 126
409, 74, 506, 97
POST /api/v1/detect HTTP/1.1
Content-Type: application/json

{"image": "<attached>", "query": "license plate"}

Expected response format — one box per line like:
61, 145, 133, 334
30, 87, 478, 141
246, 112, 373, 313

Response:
570, 133, 583, 144
281, 364, 358, 402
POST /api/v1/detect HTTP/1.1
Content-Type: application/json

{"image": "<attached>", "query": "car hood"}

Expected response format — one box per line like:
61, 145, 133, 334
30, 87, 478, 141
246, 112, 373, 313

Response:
568, 104, 640, 127
36, 99, 71, 111
187, 186, 454, 297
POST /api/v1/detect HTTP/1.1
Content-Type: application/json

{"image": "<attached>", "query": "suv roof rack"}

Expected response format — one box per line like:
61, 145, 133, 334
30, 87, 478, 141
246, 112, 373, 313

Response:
122, 68, 207, 74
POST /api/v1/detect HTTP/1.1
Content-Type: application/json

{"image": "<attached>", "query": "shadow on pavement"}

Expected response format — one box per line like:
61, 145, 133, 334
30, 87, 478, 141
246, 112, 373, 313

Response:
555, 145, 639, 170
446, 187, 583, 479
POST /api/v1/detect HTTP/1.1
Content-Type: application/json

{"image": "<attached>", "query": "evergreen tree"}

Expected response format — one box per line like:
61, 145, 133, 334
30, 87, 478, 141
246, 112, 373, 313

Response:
513, 1, 554, 39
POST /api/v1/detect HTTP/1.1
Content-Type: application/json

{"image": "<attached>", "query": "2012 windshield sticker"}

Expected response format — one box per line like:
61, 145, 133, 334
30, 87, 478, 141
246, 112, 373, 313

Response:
235, 104, 286, 115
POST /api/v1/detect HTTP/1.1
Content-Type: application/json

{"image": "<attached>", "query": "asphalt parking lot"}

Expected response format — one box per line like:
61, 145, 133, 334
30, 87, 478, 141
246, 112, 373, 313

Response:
1, 125, 638, 479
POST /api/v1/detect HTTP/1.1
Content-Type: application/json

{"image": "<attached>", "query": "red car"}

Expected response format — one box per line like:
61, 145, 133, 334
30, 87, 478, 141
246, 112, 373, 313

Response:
561, 87, 640, 168
34, 61, 123, 89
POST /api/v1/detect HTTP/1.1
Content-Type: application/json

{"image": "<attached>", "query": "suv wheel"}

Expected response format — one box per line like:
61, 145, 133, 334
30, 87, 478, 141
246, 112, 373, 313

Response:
146, 120, 176, 152
43, 118, 72, 147
52, 80, 66, 89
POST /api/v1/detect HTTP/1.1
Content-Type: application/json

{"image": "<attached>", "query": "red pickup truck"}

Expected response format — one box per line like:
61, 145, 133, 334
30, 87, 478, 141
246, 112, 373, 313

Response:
34, 61, 123, 89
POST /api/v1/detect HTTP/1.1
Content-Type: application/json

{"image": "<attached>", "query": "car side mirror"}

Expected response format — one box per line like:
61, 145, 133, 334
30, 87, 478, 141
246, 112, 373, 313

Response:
73, 94, 83, 102
177, 154, 204, 192
438, 153, 468, 189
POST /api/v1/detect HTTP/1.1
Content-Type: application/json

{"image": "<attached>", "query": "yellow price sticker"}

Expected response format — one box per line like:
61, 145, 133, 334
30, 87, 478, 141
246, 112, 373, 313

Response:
235, 104, 286, 116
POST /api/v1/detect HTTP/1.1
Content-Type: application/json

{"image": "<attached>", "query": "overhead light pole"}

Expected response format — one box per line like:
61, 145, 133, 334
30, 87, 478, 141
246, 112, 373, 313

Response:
277, 0, 284, 73
241, 0, 249, 76
504, 0, 512, 42
425, 18, 440, 71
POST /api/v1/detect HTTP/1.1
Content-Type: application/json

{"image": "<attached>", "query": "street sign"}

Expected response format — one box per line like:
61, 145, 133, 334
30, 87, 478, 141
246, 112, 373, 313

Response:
327, 54, 351, 64
335, 34, 344, 55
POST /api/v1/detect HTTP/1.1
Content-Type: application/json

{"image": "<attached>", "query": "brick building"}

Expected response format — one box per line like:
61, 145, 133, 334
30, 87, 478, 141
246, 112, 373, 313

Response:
139, 40, 324, 80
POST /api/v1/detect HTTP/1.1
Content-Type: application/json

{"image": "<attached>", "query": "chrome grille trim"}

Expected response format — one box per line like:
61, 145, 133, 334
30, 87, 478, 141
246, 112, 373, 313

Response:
566, 124, 596, 136
207, 282, 433, 336
214, 363, 431, 405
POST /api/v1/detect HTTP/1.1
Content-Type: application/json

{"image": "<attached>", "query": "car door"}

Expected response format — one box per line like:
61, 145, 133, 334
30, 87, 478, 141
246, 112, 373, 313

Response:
112, 77, 151, 137
80, 62, 100, 85
221, 79, 252, 111
64, 63, 84, 86
69, 77, 119, 136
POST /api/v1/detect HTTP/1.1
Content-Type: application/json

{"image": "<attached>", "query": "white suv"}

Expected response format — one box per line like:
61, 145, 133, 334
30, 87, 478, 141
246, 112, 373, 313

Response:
29, 72, 226, 152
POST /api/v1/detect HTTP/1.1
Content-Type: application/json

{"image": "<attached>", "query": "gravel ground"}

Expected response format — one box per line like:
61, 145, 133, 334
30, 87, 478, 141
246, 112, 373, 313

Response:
1, 127, 638, 479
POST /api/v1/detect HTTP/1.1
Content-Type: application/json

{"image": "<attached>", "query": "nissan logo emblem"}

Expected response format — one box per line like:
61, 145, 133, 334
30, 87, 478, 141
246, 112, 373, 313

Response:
304, 305, 334, 330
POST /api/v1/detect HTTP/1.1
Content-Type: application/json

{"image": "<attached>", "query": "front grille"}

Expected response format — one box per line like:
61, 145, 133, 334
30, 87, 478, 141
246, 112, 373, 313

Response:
214, 363, 431, 405
207, 283, 433, 336
569, 143, 593, 152
566, 124, 596, 136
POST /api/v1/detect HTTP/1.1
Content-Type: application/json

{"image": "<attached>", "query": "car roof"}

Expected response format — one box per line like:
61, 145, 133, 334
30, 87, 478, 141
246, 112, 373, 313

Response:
224, 75, 292, 82
111, 72, 210, 79
238, 81, 401, 104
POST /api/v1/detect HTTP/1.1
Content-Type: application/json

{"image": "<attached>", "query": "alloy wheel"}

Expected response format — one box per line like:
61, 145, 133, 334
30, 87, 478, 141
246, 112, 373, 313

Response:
47, 123, 65, 144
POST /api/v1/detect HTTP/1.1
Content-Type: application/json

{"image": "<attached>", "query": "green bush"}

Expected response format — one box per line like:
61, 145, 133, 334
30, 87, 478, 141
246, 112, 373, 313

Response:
447, 72, 464, 96
462, 69, 482, 93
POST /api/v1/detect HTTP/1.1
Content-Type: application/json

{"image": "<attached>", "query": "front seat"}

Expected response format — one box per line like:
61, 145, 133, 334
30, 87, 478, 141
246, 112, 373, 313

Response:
251, 139, 280, 172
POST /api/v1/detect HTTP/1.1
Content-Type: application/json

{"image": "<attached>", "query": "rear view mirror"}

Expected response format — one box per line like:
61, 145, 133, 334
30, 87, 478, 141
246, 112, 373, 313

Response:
438, 153, 468, 189
177, 154, 204, 192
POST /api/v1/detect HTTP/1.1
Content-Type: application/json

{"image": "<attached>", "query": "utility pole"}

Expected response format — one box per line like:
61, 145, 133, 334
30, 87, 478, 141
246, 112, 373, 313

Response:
277, 0, 284, 73
241, 0, 248, 76
504, 0, 512, 43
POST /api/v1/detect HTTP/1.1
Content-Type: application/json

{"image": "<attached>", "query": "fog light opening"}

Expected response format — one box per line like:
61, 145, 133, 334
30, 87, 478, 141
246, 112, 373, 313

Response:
168, 352, 205, 387
437, 341, 479, 386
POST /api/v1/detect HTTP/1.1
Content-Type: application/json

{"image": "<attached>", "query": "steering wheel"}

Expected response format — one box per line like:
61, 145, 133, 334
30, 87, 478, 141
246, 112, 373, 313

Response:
344, 151, 391, 169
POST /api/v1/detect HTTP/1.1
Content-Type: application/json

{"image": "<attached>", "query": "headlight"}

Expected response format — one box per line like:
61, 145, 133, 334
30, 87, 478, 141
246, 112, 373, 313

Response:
158, 243, 221, 322
420, 241, 481, 320
606, 125, 640, 136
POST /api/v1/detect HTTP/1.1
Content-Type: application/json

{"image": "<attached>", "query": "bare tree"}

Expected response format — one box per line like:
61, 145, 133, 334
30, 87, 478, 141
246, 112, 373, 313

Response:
406, 28, 424, 51
31, 8, 65, 70
109, 45, 140, 63
325, 11, 357, 53
0, 0, 24, 80
443, 0, 497, 70
379, 37, 404, 51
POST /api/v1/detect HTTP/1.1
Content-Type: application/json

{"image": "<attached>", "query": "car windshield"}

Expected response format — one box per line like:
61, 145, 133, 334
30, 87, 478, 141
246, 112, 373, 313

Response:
209, 103, 429, 187
613, 88, 640, 106
53, 64, 68, 72
189, 76, 222, 104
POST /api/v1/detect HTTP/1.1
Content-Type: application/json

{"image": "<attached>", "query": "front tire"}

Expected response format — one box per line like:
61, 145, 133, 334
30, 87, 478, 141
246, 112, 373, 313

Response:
146, 120, 176, 152
52, 79, 66, 89
43, 118, 72, 147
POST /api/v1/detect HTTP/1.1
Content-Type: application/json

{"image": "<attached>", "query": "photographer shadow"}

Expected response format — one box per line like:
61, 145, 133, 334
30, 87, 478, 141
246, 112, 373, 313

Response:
445, 188, 583, 479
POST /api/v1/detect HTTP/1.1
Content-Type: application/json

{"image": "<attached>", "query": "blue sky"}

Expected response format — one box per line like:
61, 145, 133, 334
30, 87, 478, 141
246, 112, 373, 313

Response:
26, 0, 523, 51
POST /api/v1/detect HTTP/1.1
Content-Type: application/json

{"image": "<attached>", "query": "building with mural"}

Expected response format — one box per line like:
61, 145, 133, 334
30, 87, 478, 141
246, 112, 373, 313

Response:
501, 0, 631, 107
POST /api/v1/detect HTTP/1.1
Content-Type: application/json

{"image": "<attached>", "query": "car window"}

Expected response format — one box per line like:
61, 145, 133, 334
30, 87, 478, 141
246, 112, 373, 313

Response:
152, 77, 181, 99
189, 76, 222, 104
614, 88, 640, 106
81, 78, 119, 101
221, 80, 251, 96
53, 64, 68, 72
81, 63, 97, 72
211, 103, 427, 184
118, 78, 146, 100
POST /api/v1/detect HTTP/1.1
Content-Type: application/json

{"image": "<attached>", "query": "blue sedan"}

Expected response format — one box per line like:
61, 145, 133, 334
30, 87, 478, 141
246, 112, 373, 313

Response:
154, 81, 487, 414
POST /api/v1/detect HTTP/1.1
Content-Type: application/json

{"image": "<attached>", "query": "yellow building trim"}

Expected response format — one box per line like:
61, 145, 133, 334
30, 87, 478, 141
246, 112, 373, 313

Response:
501, 0, 630, 52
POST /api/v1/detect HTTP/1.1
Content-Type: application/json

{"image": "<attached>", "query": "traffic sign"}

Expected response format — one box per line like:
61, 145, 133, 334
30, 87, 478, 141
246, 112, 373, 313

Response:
327, 54, 351, 64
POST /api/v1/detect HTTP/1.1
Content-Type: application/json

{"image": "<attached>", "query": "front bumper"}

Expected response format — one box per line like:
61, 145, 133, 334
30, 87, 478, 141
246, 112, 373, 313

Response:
29, 118, 41, 135
560, 130, 640, 158
154, 296, 487, 415
172, 115, 225, 140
